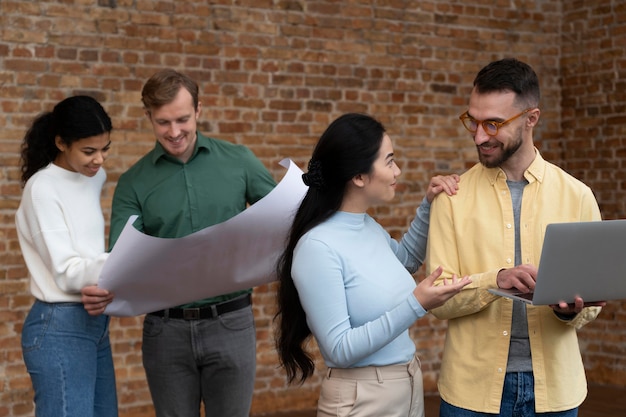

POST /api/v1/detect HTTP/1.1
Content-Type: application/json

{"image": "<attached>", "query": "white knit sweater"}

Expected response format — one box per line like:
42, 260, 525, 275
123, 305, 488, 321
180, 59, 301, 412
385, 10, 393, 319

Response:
16, 163, 109, 302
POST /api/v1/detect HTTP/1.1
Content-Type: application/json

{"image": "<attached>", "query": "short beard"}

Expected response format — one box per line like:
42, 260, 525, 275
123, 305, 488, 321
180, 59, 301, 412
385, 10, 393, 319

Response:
477, 127, 523, 168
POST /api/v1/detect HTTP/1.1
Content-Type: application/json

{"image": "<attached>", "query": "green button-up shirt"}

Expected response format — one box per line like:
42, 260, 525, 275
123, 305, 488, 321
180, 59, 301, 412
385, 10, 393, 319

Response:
109, 132, 276, 308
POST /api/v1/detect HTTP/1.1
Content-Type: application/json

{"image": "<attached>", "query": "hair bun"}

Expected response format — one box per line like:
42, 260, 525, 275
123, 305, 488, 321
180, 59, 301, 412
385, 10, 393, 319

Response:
302, 159, 325, 190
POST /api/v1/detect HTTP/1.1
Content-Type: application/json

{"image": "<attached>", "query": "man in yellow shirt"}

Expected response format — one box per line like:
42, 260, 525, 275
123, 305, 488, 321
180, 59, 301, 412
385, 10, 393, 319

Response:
427, 58, 604, 417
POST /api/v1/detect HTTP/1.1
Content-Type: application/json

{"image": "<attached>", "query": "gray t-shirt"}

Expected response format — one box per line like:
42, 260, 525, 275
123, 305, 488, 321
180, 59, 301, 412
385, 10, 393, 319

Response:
506, 179, 532, 373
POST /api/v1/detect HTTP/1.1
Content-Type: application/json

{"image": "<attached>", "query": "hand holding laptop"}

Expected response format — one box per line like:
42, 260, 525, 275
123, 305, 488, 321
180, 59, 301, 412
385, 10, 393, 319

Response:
552, 297, 607, 316
496, 264, 538, 295
496, 265, 607, 311
489, 220, 626, 306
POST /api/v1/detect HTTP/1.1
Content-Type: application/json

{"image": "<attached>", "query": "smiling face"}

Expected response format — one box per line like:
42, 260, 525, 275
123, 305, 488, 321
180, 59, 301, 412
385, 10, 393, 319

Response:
146, 87, 201, 163
341, 133, 402, 213
468, 89, 530, 169
364, 134, 401, 204
54, 132, 111, 177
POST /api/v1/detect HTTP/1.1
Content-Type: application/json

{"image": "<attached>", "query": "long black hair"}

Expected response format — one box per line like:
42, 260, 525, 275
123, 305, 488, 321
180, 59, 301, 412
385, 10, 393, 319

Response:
20, 95, 112, 185
275, 113, 386, 384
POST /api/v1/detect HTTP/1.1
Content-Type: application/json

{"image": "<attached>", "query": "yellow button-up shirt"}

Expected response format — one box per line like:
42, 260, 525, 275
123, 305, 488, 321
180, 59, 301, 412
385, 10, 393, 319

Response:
427, 151, 601, 413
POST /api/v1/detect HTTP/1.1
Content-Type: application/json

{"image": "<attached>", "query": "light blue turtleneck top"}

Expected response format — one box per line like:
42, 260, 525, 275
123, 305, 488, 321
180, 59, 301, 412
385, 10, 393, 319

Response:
292, 198, 430, 369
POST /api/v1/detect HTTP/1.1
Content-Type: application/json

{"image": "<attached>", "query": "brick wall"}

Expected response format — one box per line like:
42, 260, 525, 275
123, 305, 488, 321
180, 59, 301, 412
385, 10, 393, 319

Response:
0, 0, 624, 416
559, 1, 626, 387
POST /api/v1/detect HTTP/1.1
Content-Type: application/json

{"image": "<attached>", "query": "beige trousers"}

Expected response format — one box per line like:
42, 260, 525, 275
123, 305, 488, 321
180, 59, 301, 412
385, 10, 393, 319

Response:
317, 355, 424, 417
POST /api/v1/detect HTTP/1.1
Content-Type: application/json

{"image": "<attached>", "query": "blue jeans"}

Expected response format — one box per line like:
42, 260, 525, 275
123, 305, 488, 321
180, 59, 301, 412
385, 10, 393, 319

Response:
21, 300, 118, 417
440, 372, 578, 417
142, 305, 256, 417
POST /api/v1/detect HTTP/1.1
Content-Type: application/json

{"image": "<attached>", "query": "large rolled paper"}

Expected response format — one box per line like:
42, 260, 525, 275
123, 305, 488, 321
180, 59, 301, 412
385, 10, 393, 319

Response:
98, 159, 307, 316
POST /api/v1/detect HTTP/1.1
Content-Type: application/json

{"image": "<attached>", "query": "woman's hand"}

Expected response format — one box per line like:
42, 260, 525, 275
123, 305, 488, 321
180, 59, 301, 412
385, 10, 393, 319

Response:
413, 266, 471, 311
81, 285, 114, 316
426, 174, 460, 203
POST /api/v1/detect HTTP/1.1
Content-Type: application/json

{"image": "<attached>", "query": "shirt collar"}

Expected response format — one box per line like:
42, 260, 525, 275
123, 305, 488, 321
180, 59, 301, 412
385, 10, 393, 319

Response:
149, 132, 212, 165
524, 148, 546, 184
483, 147, 546, 185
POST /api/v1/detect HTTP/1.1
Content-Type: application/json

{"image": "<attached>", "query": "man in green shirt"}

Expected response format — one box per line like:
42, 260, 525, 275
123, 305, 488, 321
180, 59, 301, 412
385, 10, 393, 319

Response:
104, 69, 276, 417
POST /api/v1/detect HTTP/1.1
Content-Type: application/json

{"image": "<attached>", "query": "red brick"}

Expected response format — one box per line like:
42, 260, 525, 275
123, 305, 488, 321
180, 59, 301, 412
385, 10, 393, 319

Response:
1, 1, 625, 416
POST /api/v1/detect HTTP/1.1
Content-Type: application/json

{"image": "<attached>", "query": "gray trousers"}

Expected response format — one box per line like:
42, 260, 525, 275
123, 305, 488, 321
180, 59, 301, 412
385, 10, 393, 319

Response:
142, 306, 256, 417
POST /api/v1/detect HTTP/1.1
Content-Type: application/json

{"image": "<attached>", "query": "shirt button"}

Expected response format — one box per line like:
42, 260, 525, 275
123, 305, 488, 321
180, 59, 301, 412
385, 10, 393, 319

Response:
498, 368, 503, 373
506, 258, 512, 264
503, 331, 508, 336
506, 224, 512, 229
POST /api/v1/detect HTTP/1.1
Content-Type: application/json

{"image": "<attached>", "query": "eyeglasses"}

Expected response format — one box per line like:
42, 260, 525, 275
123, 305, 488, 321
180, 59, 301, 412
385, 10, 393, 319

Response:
459, 108, 533, 136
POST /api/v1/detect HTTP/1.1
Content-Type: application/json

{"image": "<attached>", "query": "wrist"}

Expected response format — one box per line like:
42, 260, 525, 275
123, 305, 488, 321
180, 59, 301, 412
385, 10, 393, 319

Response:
554, 310, 577, 321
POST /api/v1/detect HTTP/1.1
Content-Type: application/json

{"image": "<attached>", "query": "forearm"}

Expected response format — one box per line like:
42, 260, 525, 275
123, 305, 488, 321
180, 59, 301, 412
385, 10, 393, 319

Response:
109, 181, 142, 249
54, 252, 110, 293
317, 296, 425, 368
394, 197, 430, 273
429, 269, 500, 319
556, 306, 602, 330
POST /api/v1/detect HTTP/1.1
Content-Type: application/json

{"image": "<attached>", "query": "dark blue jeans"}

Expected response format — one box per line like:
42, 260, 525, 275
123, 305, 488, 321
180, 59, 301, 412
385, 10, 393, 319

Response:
440, 372, 578, 417
21, 300, 117, 417
142, 305, 256, 417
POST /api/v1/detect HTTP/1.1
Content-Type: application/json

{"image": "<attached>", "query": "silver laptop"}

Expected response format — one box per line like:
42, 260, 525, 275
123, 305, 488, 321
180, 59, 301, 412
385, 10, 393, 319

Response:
488, 219, 626, 305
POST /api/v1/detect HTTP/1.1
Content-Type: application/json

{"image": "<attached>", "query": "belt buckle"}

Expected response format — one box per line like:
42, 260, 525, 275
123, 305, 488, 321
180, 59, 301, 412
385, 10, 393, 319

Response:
183, 308, 200, 320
